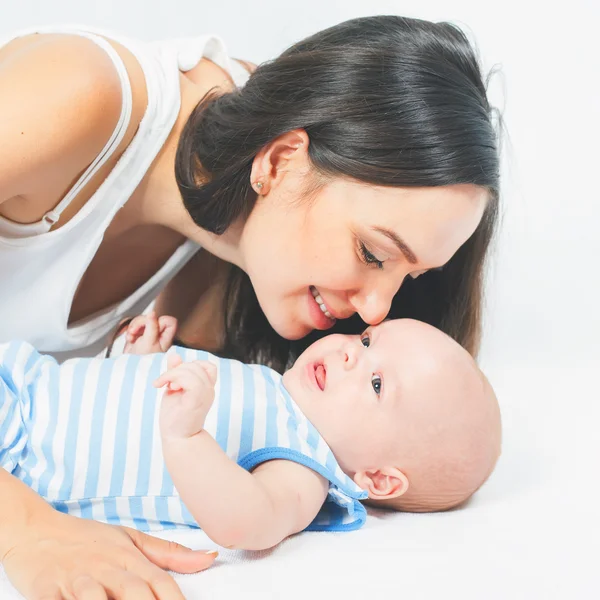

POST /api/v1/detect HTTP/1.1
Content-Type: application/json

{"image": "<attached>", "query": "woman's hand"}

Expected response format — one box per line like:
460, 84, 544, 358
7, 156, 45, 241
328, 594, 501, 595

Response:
2, 507, 217, 600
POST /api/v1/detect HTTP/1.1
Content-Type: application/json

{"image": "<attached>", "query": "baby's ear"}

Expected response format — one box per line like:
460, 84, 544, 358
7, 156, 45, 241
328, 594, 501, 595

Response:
354, 467, 409, 500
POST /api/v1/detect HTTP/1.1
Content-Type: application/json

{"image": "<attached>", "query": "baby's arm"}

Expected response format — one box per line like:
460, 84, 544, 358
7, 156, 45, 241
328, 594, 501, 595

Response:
157, 357, 329, 551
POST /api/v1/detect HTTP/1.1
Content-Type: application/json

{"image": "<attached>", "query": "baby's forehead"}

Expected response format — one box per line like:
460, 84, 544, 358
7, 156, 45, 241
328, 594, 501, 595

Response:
372, 318, 446, 344
373, 319, 469, 375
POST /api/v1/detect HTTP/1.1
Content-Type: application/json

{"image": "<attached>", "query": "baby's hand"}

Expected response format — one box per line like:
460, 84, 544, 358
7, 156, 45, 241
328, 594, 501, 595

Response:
154, 353, 218, 440
124, 312, 177, 355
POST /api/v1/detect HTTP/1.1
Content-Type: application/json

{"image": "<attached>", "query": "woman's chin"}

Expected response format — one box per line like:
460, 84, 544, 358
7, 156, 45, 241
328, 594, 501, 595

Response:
268, 315, 312, 341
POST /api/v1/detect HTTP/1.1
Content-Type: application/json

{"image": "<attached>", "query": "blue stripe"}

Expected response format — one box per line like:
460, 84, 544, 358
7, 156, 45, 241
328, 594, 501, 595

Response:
0, 342, 20, 373
14, 348, 45, 475
0, 344, 21, 452
237, 364, 256, 458
325, 449, 339, 477
51, 500, 70, 515
159, 464, 175, 497
181, 502, 196, 527
109, 356, 141, 497
103, 497, 120, 525
79, 498, 93, 521
280, 385, 300, 452
154, 496, 172, 526
262, 367, 278, 449
305, 420, 320, 452
0, 385, 20, 472
35, 361, 61, 497
135, 354, 163, 496
129, 497, 149, 530
214, 359, 232, 450
82, 359, 113, 500
54, 360, 88, 499
0, 383, 19, 450
22, 345, 43, 388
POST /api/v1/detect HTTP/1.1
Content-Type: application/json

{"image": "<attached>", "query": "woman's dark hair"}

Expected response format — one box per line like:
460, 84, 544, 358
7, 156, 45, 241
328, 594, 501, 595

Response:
175, 15, 501, 372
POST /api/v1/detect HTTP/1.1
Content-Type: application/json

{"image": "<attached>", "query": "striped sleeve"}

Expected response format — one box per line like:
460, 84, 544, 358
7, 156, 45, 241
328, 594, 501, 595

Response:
0, 342, 40, 474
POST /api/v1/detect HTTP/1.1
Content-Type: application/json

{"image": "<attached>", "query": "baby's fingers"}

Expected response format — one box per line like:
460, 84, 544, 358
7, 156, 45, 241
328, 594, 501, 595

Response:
167, 352, 183, 371
153, 354, 182, 389
158, 315, 178, 351
154, 365, 201, 392
127, 315, 149, 342
196, 361, 218, 386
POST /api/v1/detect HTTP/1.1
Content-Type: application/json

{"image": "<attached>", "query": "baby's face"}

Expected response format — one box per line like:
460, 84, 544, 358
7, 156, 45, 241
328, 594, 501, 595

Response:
284, 318, 500, 507
283, 320, 412, 475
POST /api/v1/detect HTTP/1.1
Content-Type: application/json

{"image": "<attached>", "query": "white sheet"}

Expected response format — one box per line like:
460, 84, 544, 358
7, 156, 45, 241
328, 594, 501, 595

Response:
2, 362, 599, 599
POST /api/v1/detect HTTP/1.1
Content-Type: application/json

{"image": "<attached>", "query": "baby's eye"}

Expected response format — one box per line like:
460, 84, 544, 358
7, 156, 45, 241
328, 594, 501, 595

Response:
360, 334, 370, 348
371, 374, 382, 395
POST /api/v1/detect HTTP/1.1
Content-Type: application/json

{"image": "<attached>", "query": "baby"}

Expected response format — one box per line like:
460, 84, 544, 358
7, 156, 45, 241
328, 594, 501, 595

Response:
0, 316, 501, 551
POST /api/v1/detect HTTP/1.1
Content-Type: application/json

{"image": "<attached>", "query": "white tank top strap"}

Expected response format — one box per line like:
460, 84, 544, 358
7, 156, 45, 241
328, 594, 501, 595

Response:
46, 33, 133, 226
0, 29, 134, 238
158, 34, 251, 88
0, 25, 249, 357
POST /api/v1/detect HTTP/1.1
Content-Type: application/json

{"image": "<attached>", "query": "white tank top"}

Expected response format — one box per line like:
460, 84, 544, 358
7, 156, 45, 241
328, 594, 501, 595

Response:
0, 25, 251, 360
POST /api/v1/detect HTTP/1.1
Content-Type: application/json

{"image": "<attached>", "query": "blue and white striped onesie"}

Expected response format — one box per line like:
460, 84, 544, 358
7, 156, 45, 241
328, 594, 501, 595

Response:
0, 341, 367, 532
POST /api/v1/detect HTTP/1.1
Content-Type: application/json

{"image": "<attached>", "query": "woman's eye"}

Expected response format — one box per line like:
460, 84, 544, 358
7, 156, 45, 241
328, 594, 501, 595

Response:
359, 243, 384, 270
360, 334, 370, 348
371, 374, 382, 395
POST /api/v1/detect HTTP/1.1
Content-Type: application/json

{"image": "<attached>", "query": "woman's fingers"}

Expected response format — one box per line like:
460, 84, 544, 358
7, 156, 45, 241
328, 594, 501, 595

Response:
140, 566, 188, 600
34, 590, 63, 600
123, 527, 218, 574
101, 570, 156, 600
1, 504, 214, 600
71, 575, 108, 600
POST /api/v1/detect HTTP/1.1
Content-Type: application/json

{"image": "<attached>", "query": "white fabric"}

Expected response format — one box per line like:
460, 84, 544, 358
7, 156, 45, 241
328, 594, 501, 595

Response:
0, 25, 250, 358
2, 362, 598, 599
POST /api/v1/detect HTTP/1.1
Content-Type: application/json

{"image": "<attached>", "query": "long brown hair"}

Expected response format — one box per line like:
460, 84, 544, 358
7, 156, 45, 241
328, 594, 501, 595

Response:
175, 15, 501, 372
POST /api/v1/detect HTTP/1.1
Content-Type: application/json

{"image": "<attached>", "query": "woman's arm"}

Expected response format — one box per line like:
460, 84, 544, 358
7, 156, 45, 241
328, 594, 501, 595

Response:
0, 466, 216, 599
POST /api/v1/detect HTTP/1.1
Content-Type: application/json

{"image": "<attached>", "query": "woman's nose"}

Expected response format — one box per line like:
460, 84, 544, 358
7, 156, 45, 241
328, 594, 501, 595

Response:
351, 282, 401, 326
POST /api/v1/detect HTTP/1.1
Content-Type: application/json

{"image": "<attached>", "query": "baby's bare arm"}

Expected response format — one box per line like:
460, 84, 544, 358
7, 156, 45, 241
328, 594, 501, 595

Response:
163, 435, 329, 551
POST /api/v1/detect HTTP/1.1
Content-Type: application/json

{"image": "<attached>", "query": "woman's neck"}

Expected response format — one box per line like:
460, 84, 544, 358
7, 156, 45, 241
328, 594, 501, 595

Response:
136, 75, 247, 271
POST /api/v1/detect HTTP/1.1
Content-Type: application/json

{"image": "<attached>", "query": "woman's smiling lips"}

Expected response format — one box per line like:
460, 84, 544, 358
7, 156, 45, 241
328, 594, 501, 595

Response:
307, 287, 336, 330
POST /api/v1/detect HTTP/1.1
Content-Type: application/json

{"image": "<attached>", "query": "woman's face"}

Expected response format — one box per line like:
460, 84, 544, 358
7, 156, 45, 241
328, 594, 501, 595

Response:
238, 131, 488, 341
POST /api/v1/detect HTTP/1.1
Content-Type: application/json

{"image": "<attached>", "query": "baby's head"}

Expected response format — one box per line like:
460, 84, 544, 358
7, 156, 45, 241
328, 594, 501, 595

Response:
283, 319, 501, 512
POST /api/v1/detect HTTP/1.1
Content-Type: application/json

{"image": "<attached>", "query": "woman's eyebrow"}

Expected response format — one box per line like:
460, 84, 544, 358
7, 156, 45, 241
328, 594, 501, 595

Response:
371, 226, 418, 264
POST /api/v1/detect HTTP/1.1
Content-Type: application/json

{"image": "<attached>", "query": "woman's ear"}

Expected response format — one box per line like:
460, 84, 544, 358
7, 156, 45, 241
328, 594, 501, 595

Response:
354, 467, 409, 500
250, 129, 309, 194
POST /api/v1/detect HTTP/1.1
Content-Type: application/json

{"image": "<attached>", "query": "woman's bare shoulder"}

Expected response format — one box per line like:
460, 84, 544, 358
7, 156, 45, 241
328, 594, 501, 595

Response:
0, 33, 146, 220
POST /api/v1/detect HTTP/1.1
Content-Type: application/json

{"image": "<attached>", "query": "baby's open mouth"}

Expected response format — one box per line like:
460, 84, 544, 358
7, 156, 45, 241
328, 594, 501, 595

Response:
314, 363, 326, 391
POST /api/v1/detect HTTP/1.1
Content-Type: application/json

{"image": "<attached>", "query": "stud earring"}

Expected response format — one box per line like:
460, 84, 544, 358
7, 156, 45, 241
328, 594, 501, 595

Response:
254, 181, 264, 192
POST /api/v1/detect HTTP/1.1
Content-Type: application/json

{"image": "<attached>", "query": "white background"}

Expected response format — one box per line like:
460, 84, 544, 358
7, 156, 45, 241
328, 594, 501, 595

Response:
1, 2, 599, 599
1, 0, 598, 369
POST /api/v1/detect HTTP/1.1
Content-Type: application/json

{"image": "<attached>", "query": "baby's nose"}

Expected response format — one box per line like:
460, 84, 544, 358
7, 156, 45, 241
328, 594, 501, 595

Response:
342, 346, 358, 370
